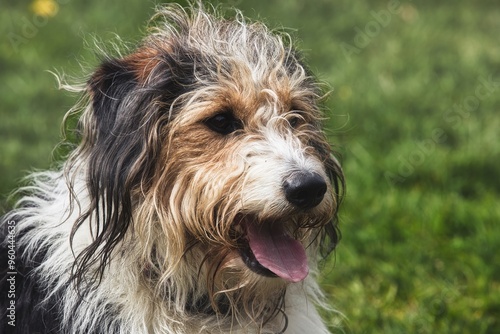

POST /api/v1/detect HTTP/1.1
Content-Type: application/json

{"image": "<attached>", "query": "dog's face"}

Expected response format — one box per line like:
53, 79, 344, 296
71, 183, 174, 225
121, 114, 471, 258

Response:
160, 71, 339, 283
72, 5, 343, 321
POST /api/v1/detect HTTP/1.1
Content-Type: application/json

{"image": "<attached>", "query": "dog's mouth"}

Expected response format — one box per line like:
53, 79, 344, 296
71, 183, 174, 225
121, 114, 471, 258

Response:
236, 216, 309, 283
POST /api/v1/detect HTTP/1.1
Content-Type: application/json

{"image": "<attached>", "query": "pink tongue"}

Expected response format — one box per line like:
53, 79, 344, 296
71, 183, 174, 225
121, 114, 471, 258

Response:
245, 221, 309, 283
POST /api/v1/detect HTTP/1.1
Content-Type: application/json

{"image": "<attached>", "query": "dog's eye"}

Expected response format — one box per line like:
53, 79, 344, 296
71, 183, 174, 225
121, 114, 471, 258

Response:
289, 116, 300, 128
205, 112, 243, 135
288, 113, 304, 129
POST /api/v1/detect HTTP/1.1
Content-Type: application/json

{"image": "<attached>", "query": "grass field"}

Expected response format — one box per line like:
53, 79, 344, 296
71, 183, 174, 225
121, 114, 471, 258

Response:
1, 0, 499, 333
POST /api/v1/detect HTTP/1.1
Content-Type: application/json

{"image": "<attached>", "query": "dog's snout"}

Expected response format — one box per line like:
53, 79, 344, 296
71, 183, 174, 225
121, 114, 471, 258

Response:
283, 172, 327, 209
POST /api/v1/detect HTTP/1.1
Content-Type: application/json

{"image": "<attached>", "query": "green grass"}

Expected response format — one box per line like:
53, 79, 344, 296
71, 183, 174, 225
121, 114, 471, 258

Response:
1, 0, 499, 333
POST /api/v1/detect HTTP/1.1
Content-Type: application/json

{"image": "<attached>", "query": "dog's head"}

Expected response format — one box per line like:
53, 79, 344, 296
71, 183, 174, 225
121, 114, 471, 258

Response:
69, 3, 343, 324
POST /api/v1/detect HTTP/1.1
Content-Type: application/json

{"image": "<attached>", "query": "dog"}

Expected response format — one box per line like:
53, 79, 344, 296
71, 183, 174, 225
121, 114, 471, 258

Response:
0, 4, 344, 334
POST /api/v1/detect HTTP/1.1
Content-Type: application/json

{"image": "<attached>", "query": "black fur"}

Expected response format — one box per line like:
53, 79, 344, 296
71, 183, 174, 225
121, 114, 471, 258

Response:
1, 218, 60, 334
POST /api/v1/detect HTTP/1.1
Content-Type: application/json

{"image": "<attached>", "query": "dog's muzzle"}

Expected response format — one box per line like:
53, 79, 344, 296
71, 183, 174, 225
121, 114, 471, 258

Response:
237, 170, 328, 283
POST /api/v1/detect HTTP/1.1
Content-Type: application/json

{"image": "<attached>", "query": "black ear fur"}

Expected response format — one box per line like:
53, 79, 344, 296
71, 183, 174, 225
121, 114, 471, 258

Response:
71, 58, 149, 286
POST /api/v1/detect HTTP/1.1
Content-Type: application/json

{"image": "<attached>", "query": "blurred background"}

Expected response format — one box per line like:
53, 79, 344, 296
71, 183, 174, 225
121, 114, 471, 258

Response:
1, 0, 499, 332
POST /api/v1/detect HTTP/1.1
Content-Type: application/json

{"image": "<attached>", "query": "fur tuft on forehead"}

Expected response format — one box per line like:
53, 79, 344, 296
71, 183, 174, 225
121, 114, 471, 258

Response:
131, 4, 320, 115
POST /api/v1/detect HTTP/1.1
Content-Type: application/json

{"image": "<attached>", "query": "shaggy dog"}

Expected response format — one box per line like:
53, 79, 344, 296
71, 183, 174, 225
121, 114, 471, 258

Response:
0, 4, 344, 334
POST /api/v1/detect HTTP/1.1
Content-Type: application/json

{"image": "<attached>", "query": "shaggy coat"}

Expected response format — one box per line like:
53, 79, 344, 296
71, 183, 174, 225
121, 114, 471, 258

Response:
1, 4, 343, 334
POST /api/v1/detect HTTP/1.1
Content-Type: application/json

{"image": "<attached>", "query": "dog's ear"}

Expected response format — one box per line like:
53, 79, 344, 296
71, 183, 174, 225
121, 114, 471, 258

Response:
85, 55, 152, 194
72, 57, 155, 285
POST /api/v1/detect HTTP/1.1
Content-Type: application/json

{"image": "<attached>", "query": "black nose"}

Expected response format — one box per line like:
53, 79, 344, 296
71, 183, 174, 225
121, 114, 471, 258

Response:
283, 172, 327, 209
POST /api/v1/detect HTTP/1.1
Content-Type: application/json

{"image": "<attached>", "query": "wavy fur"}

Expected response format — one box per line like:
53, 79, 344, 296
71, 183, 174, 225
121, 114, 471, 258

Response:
1, 4, 343, 333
